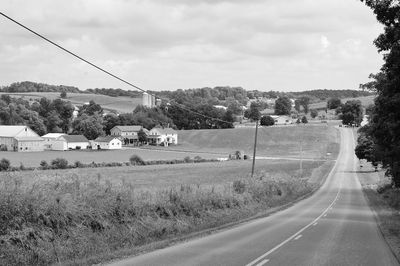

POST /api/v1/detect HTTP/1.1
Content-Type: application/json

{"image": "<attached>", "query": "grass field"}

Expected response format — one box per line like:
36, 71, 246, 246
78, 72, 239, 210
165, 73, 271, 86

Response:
309, 95, 375, 110
0, 124, 339, 167
0, 92, 142, 113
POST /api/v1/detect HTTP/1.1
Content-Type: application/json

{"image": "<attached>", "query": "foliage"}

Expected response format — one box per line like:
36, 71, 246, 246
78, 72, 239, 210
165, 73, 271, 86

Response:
310, 109, 318, 118
359, 0, 400, 187
39, 160, 48, 169
327, 97, 342, 109
244, 102, 261, 121
138, 128, 147, 143
60, 91, 67, 98
72, 113, 105, 140
260, 115, 275, 126
274, 96, 292, 115
301, 116, 308, 124
0, 158, 10, 171
339, 100, 363, 126
1, 81, 80, 93
129, 154, 145, 165
79, 100, 103, 116
50, 158, 69, 169
355, 131, 379, 168
295, 96, 310, 114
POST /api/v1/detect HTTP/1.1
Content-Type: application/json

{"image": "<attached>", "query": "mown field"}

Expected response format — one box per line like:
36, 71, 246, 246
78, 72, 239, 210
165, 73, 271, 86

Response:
0, 92, 142, 113
309, 95, 375, 110
0, 124, 339, 167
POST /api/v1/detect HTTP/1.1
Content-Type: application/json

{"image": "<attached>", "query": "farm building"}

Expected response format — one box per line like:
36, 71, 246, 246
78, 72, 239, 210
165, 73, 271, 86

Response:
0, 125, 44, 152
147, 128, 178, 146
42, 133, 89, 150
110, 125, 147, 145
93, 136, 122, 150
270, 115, 293, 125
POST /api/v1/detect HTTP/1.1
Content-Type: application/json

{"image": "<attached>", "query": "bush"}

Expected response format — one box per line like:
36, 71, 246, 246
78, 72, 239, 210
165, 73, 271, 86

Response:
129, 155, 145, 165
51, 158, 69, 169
40, 160, 49, 169
0, 158, 10, 171
0, 144, 7, 151
260, 115, 275, 126
74, 160, 84, 168
233, 180, 246, 194
184, 156, 193, 163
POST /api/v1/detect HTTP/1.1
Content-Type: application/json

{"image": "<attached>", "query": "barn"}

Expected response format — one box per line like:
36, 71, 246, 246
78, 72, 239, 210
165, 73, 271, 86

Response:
0, 125, 44, 152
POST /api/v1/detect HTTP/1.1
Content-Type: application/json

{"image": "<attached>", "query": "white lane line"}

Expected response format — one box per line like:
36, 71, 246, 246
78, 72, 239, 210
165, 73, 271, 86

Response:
245, 180, 342, 266
255, 259, 270, 266
313, 222, 318, 226
294, 234, 302, 240
245, 128, 345, 266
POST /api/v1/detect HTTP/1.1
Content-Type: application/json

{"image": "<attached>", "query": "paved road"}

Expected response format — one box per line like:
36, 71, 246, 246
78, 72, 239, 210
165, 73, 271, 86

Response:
109, 128, 399, 266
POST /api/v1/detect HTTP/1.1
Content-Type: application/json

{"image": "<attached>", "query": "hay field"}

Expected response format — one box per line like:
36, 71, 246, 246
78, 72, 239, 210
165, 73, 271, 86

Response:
309, 95, 375, 110
0, 92, 142, 113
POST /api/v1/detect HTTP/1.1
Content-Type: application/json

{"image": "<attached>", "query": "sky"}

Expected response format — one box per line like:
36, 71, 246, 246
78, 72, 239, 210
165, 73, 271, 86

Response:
0, 0, 384, 92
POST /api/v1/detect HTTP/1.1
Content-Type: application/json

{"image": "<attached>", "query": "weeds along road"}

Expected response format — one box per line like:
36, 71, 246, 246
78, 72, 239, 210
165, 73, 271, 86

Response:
108, 128, 399, 266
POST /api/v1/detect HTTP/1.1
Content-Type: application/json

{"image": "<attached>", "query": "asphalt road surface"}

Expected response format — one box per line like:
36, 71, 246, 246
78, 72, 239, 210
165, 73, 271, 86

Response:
109, 128, 399, 266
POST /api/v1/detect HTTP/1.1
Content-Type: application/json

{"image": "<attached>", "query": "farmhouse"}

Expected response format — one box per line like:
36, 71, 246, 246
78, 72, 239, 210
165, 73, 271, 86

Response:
0, 125, 44, 152
94, 136, 122, 150
147, 128, 178, 146
110, 125, 146, 145
42, 134, 90, 150
271, 115, 293, 125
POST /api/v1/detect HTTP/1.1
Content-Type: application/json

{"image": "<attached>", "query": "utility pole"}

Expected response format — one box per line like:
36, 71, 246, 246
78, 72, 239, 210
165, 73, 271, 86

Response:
300, 138, 303, 178
251, 119, 259, 178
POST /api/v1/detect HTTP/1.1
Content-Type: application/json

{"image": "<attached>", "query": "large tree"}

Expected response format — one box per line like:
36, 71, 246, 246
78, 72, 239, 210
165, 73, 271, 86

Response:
340, 100, 363, 126
274, 96, 292, 115
359, 0, 400, 187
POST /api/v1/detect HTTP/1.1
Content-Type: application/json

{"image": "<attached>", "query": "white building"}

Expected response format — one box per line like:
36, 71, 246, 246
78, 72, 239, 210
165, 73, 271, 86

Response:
0, 125, 44, 152
270, 115, 293, 125
93, 136, 122, 150
147, 128, 178, 146
41, 134, 89, 150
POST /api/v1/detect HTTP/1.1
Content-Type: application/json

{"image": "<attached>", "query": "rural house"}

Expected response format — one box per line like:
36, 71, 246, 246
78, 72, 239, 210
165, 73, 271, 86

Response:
270, 115, 293, 125
42, 133, 89, 150
110, 125, 147, 146
0, 125, 44, 152
147, 128, 178, 146
93, 136, 122, 150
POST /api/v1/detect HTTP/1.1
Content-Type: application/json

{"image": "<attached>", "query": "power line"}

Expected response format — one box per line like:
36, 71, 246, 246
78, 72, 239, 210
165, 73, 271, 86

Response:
0, 11, 232, 125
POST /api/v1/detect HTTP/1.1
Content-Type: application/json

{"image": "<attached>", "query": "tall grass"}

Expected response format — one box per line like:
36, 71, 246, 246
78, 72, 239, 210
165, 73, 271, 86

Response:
0, 173, 315, 265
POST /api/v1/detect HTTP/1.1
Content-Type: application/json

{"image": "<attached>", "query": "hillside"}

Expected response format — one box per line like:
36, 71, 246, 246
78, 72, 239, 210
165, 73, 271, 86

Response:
309, 95, 375, 110
0, 92, 142, 114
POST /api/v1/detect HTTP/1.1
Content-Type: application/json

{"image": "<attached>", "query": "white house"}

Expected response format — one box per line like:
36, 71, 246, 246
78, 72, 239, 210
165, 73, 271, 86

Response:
147, 128, 178, 146
42, 134, 89, 150
110, 125, 145, 146
0, 125, 44, 152
93, 136, 122, 150
270, 115, 293, 125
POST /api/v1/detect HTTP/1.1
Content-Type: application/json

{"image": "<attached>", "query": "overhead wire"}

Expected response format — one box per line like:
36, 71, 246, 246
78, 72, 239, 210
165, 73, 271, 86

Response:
0, 11, 232, 125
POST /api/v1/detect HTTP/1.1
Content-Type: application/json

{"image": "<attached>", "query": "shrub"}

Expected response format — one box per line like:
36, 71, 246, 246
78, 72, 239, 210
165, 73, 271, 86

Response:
194, 156, 202, 162
51, 158, 69, 169
0, 158, 10, 171
129, 155, 145, 165
233, 180, 246, 194
74, 160, 84, 168
0, 144, 8, 151
184, 156, 193, 163
40, 160, 49, 169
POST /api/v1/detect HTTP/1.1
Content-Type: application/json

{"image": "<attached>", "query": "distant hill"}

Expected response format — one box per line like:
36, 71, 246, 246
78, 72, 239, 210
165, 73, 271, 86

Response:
309, 95, 375, 110
290, 89, 373, 100
0, 92, 142, 114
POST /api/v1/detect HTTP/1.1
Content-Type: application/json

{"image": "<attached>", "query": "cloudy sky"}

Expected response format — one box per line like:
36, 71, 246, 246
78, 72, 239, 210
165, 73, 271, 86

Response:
1, 0, 383, 92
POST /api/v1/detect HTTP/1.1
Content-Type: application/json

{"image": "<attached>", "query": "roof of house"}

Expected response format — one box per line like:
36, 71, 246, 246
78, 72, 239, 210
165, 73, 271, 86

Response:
15, 136, 44, 141
112, 125, 142, 132
95, 136, 121, 143
150, 127, 177, 135
42, 133, 65, 139
61, 135, 89, 143
0, 125, 31, 137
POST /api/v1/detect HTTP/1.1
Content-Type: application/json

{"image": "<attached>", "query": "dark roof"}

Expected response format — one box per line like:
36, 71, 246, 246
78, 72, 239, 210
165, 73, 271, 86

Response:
61, 135, 89, 143
112, 125, 142, 132
95, 136, 120, 143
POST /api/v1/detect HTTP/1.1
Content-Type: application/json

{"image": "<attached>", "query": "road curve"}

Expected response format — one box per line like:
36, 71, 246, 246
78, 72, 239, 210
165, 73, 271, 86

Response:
109, 128, 399, 266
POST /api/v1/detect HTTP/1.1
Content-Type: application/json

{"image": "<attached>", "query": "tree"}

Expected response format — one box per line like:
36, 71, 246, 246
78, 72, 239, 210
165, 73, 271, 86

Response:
72, 113, 104, 140
60, 91, 67, 98
299, 96, 310, 114
138, 129, 147, 144
245, 102, 261, 121
310, 109, 318, 119
340, 100, 363, 126
79, 100, 103, 116
359, 0, 400, 186
260, 115, 275, 126
327, 97, 342, 109
274, 96, 292, 115
0, 158, 10, 171
355, 133, 379, 170
301, 116, 308, 124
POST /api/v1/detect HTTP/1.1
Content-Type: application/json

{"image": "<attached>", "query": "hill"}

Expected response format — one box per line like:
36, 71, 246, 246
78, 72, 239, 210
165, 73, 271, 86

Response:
0, 92, 142, 113
309, 95, 375, 110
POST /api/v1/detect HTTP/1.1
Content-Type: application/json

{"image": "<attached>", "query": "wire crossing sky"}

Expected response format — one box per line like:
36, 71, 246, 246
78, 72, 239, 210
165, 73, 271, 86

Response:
1, 0, 383, 92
